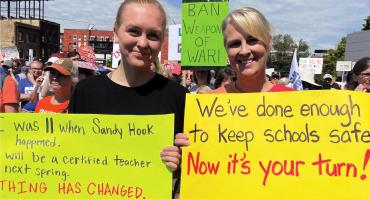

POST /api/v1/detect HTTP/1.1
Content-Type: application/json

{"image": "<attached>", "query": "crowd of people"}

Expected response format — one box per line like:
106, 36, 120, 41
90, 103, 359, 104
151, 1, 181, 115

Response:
0, 0, 369, 198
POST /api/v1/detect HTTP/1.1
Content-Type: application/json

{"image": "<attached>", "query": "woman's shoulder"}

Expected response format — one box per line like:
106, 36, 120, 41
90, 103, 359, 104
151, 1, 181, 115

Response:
269, 84, 295, 92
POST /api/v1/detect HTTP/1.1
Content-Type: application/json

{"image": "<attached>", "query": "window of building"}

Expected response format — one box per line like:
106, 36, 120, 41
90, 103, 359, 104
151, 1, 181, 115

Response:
25, 33, 30, 43
19, 48, 24, 58
18, 32, 24, 42
30, 33, 37, 43
84, 35, 87, 41
73, 34, 77, 40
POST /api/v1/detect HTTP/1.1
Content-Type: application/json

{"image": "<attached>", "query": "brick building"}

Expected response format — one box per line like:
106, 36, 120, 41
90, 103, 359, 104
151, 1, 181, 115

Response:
61, 29, 114, 64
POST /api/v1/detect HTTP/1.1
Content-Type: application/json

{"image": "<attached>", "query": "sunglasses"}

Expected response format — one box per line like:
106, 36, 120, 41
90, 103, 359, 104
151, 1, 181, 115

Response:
359, 73, 370, 79
49, 70, 68, 79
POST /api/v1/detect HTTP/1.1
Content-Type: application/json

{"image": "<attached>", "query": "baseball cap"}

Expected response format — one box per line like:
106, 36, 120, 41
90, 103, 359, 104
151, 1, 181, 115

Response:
46, 57, 59, 64
323, 74, 333, 79
44, 58, 73, 76
271, 71, 280, 78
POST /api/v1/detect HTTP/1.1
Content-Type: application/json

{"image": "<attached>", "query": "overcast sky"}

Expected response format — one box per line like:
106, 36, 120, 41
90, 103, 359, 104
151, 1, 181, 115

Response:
44, 0, 370, 52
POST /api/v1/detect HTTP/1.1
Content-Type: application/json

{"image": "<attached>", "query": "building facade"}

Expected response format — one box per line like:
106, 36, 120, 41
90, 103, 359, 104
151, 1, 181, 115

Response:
0, 0, 59, 62
61, 29, 114, 64
0, 19, 60, 62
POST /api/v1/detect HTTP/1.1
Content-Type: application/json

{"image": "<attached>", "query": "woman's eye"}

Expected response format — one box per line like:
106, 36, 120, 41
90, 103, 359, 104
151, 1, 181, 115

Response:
247, 37, 258, 45
148, 33, 160, 41
227, 41, 241, 48
128, 29, 140, 36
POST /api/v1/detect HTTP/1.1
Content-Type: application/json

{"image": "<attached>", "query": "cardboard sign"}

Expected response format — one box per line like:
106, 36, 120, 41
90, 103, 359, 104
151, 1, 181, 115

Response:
181, 1, 228, 67
111, 42, 121, 69
299, 58, 323, 74
336, 61, 353, 72
0, 113, 174, 198
0, 46, 19, 61
168, 24, 182, 61
78, 46, 96, 64
181, 91, 370, 199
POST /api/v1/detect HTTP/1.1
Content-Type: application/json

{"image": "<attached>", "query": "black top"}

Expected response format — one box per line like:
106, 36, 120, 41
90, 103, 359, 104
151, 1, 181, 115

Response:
69, 73, 188, 134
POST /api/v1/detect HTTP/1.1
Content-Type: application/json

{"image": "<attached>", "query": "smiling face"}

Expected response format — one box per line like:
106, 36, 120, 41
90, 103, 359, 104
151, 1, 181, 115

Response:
30, 61, 43, 78
223, 21, 270, 79
49, 69, 72, 93
357, 66, 370, 90
113, 3, 165, 71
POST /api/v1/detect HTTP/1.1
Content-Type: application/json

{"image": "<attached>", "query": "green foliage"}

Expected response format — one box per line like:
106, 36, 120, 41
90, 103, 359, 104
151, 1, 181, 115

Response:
322, 37, 346, 77
105, 56, 112, 68
362, 15, 370, 31
269, 34, 310, 76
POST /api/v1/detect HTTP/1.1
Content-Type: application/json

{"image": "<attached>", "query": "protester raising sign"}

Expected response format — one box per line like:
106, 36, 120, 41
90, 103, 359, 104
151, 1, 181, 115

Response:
78, 46, 96, 64
181, 91, 370, 199
0, 113, 174, 199
181, 1, 228, 67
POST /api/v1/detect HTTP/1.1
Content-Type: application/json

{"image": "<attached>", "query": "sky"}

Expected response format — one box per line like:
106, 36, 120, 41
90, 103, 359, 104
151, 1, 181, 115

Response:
43, 0, 370, 52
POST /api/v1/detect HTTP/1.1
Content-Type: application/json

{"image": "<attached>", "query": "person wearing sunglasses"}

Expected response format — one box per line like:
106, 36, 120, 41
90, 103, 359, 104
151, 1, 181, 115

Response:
35, 58, 78, 113
350, 57, 370, 93
17, 60, 44, 112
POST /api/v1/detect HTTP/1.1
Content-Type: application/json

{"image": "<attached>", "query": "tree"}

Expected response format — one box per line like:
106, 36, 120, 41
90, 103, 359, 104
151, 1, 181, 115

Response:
295, 39, 310, 57
270, 34, 310, 75
362, 15, 370, 31
322, 37, 346, 76
272, 34, 295, 57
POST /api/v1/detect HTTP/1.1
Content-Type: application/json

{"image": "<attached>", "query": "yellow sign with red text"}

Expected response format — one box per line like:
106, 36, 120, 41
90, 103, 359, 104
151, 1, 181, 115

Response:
181, 90, 370, 199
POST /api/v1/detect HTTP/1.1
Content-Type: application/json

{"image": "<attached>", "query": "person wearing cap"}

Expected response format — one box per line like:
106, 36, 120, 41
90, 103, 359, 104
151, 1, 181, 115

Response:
322, 73, 340, 90
0, 60, 19, 112
17, 60, 44, 112
35, 58, 77, 113
270, 71, 280, 84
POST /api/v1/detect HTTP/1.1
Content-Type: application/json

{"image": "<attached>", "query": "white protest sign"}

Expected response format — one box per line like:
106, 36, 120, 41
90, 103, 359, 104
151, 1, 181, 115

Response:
168, 24, 182, 61
299, 58, 323, 74
266, 68, 275, 76
112, 41, 121, 69
336, 61, 352, 72
0, 46, 19, 61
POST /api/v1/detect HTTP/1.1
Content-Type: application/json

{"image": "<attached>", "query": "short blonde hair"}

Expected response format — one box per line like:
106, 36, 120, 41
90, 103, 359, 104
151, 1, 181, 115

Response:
197, 85, 212, 94
222, 7, 272, 48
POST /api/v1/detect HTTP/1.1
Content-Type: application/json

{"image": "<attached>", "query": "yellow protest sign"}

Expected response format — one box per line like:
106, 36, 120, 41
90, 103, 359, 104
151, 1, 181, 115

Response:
0, 113, 174, 198
181, 90, 370, 199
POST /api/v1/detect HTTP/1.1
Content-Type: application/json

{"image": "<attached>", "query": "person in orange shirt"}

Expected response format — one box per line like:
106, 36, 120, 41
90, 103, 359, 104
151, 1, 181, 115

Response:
0, 60, 19, 112
35, 58, 77, 113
